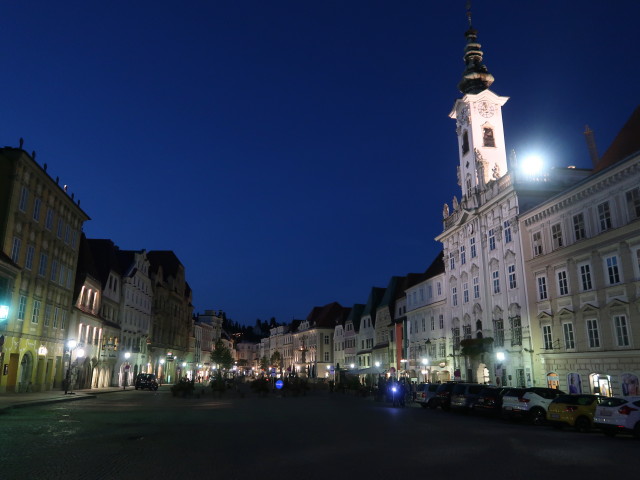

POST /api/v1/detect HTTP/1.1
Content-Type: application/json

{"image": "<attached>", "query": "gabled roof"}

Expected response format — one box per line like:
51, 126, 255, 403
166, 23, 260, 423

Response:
361, 287, 386, 325
74, 233, 102, 301
147, 250, 183, 281
595, 105, 640, 173
424, 251, 445, 278
305, 302, 349, 328
86, 238, 124, 288
379, 276, 402, 310
345, 304, 365, 331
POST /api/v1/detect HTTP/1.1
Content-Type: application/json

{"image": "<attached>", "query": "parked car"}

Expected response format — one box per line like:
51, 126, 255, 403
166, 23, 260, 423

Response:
593, 395, 640, 438
546, 394, 603, 432
415, 383, 439, 409
471, 386, 508, 416
135, 373, 159, 391
501, 387, 565, 425
435, 382, 458, 410
450, 383, 487, 412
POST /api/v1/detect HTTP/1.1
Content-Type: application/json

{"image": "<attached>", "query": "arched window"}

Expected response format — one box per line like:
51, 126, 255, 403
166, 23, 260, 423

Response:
483, 126, 495, 147
462, 130, 470, 155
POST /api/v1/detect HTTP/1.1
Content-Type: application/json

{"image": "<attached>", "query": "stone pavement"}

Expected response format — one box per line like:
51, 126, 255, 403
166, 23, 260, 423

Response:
0, 385, 139, 412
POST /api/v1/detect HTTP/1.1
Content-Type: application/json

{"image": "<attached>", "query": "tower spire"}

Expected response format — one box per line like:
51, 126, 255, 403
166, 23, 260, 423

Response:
457, 2, 494, 94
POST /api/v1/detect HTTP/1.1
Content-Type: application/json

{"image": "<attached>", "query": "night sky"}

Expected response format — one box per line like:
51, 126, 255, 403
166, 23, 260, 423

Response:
1, 1, 637, 325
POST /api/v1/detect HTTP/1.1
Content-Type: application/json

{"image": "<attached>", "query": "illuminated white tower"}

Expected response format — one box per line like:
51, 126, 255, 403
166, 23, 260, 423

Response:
449, 10, 509, 206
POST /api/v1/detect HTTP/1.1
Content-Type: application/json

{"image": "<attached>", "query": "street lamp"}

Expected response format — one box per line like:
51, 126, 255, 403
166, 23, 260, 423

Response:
159, 358, 165, 386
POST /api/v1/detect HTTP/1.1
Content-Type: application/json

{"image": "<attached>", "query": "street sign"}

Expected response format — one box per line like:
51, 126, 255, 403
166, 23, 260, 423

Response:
275, 379, 284, 390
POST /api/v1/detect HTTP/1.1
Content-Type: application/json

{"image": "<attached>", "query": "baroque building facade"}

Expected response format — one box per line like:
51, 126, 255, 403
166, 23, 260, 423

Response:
521, 108, 640, 395
0, 147, 89, 393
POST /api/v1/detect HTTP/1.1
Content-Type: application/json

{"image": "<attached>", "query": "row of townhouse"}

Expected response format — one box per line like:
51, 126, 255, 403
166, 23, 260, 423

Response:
252, 18, 640, 397
0, 145, 223, 393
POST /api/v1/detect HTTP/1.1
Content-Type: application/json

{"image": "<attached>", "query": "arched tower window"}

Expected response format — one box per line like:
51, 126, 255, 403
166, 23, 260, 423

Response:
483, 127, 495, 147
462, 130, 470, 155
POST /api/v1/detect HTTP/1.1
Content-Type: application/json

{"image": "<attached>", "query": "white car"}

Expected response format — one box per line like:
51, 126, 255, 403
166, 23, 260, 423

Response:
501, 387, 565, 425
593, 395, 640, 438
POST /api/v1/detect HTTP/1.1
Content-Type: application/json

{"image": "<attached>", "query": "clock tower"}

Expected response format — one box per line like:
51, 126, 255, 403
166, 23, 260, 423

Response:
448, 11, 509, 205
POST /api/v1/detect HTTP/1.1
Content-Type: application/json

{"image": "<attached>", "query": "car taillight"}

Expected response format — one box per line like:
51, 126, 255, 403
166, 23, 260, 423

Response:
564, 406, 578, 412
420, 393, 426, 399
618, 405, 638, 415
518, 397, 530, 403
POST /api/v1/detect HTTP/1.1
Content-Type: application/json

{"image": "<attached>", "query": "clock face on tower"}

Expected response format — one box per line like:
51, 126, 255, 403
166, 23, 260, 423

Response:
477, 101, 495, 118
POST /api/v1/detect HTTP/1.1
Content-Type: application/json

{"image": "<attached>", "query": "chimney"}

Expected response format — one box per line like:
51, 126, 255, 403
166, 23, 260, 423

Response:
584, 125, 599, 168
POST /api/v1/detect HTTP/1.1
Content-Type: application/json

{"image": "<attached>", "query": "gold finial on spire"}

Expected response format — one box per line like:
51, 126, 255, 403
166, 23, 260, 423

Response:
466, 0, 473, 27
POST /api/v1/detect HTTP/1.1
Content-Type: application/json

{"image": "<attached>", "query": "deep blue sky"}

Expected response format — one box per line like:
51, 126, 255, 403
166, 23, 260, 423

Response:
1, 1, 637, 325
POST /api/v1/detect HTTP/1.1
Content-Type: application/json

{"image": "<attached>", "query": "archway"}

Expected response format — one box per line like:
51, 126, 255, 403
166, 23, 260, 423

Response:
19, 352, 34, 392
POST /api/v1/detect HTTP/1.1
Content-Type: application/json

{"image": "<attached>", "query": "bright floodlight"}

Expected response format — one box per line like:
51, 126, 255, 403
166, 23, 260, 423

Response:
76, 348, 85, 358
496, 351, 506, 361
67, 340, 77, 349
521, 155, 544, 175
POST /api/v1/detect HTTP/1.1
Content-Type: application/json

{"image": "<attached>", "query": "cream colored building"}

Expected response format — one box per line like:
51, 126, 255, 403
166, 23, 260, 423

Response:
521, 110, 640, 395
0, 147, 89, 392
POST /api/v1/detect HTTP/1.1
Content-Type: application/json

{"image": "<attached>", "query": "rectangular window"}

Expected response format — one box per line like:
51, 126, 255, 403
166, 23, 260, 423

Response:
473, 276, 480, 299
45, 208, 54, 230
488, 229, 496, 251
44, 304, 52, 326
439, 342, 446, 358
511, 316, 522, 346
452, 327, 460, 350
439, 315, 444, 329
17, 295, 27, 321
504, 220, 512, 243
598, 202, 612, 231
25, 245, 35, 270
563, 323, 575, 349
463, 324, 471, 339
460, 245, 466, 265
64, 225, 71, 244
57, 218, 63, 238
533, 231, 543, 256
452, 287, 458, 307
573, 213, 586, 241
551, 223, 563, 249
38, 253, 48, 277
537, 276, 548, 300
492, 270, 500, 294
59, 264, 66, 286
543, 325, 553, 350
508, 264, 516, 289
437, 282, 442, 296
61, 310, 67, 330
626, 187, 640, 219
449, 252, 455, 270
579, 264, 593, 291
11, 237, 21, 263
19, 186, 28, 211
430, 316, 435, 331
606, 256, 621, 284
31, 300, 41, 324
324, 352, 329, 362
557, 270, 569, 296
614, 315, 630, 347
50, 259, 58, 282
324, 335, 329, 345
470, 237, 477, 258
67, 270, 73, 289
463, 282, 469, 303
33, 198, 41, 222
493, 319, 504, 347
587, 319, 600, 348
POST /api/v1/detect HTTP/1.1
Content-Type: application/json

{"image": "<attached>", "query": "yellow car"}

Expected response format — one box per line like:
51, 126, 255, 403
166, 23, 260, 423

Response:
546, 394, 603, 432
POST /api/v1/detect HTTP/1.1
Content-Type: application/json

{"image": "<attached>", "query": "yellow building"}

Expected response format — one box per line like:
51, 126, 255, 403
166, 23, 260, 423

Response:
0, 147, 90, 392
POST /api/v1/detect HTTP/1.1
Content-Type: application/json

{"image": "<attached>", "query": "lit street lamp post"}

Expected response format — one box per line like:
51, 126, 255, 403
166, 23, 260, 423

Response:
64, 340, 85, 395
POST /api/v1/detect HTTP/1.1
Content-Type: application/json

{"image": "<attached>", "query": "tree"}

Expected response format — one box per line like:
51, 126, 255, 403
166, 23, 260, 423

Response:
210, 340, 233, 370
270, 351, 282, 369
259, 356, 269, 371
